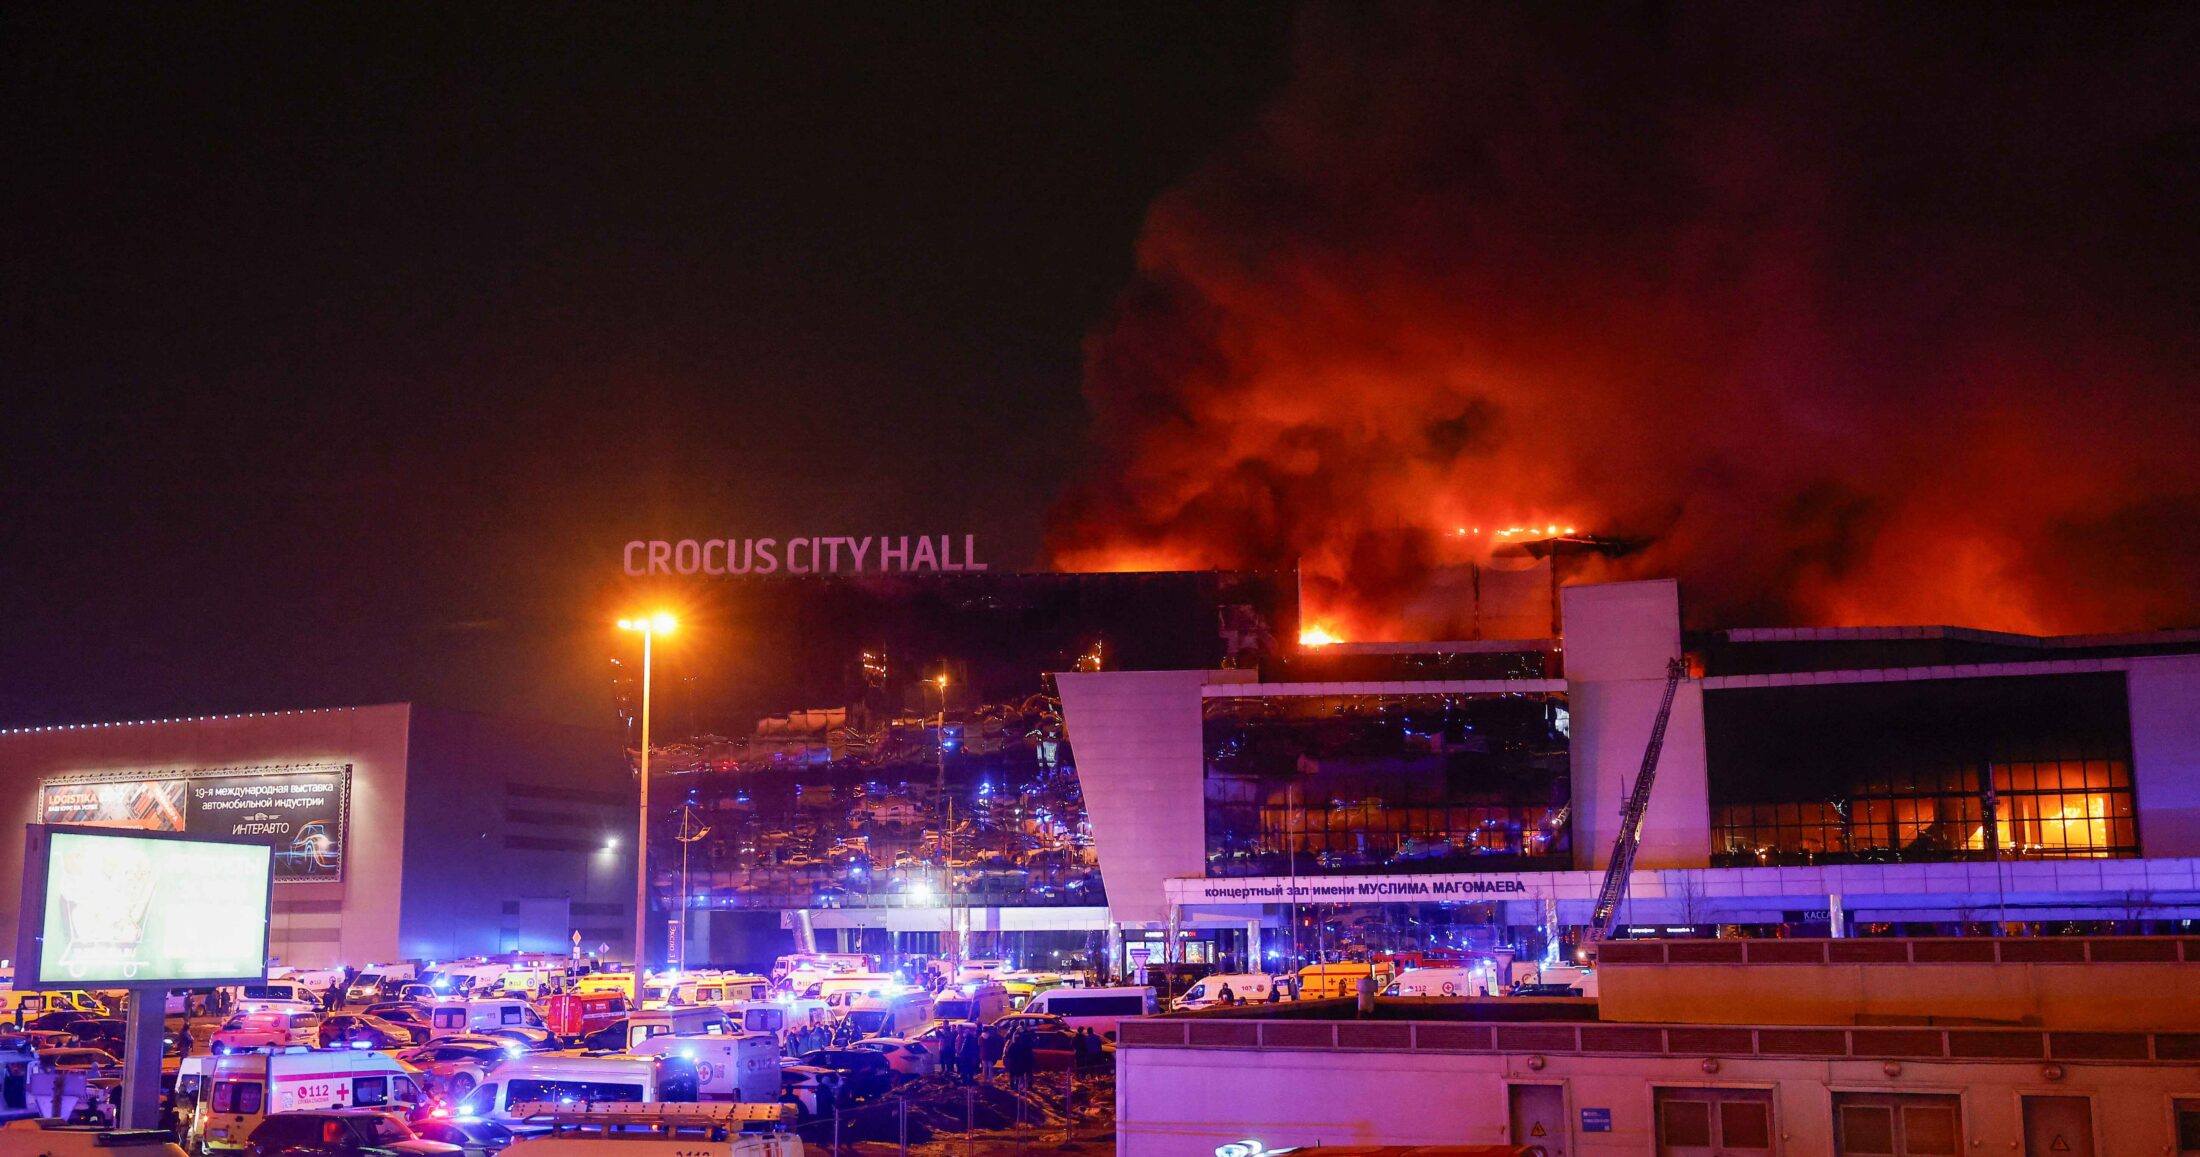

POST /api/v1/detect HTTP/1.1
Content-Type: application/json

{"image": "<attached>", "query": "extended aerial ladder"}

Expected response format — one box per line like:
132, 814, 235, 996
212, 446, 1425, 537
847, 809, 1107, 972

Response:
1588, 656, 1689, 940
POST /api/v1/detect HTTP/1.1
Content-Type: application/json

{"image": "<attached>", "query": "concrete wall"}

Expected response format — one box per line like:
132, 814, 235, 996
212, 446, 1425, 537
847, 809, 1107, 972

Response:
1598, 958, 2200, 1030
1057, 670, 1245, 926
0, 704, 413, 969
1562, 580, 1711, 870
399, 707, 631, 963
1118, 1042, 2185, 1157
2129, 654, 2200, 859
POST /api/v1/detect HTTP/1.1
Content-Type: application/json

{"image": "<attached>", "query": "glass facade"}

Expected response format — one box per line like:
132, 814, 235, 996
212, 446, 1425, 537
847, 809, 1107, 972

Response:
653, 702, 1102, 910
622, 570, 1298, 921
1706, 674, 2138, 866
1203, 693, 1572, 876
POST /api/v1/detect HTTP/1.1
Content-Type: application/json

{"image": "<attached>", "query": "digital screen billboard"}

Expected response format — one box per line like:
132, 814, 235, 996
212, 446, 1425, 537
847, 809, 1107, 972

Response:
16, 826, 272, 986
39, 765, 349, 883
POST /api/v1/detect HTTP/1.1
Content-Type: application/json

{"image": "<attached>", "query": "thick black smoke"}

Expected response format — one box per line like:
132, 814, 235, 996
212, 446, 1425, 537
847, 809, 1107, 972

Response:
1051, 2, 2200, 636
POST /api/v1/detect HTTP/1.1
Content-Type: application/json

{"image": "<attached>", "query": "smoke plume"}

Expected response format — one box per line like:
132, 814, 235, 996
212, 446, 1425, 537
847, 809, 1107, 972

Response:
1049, 3, 2200, 638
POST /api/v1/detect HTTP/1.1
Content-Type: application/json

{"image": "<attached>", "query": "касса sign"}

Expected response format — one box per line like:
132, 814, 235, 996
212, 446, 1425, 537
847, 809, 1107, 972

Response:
624, 534, 987, 576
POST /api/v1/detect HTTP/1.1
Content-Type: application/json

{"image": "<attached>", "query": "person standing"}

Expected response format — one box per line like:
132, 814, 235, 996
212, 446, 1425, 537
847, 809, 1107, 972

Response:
1005, 1029, 1036, 1092
958, 1024, 982, 1085
981, 1025, 1005, 1084
1216, 982, 1235, 1006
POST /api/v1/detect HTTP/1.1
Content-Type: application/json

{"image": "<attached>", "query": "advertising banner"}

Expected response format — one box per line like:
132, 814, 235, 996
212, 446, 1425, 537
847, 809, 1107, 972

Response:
16, 826, 273, 986
39, 765, 349, 883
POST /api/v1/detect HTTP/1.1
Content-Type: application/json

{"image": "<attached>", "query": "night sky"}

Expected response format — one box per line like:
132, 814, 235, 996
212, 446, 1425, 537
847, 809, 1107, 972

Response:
2, 5, 1292, 727
7, 4, 2195, 732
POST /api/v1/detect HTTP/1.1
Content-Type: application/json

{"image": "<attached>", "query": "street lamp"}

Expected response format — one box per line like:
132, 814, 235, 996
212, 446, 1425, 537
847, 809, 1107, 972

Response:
617, 611, 676, 1008
932, 673, 955, 964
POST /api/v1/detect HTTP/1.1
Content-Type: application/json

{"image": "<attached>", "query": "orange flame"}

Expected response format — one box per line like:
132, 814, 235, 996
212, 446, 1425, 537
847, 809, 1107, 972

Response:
1299, 624, 1344, 647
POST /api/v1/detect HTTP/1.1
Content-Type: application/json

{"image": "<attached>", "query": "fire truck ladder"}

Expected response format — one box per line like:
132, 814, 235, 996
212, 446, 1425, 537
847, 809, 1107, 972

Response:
1589, 657, 1689, 940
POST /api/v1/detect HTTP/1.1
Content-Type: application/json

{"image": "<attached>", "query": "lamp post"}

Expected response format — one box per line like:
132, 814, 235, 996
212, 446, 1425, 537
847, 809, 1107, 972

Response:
618, 611, 676, 1009
933, 673, 955, 965
674, 806, 710, 973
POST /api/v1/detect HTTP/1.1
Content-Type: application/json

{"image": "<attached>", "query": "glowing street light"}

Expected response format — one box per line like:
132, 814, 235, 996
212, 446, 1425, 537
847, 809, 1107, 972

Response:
932, 672, 957, 962
617, 612, 675, 1008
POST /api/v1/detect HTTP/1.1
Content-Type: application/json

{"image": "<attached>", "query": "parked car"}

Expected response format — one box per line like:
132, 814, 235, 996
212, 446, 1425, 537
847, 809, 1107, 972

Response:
394, 1038, 512, 1097
364, 1004, 433, 1032
213, 1011, 323, 1053
37, 1046, 120, 1076
846, 1038, 937, 1077
474, 1025, 556, 1052
985, 1011, 1071, 1052
65, 1019, 128, 1053
321, 1014, 425, 1049
791, 1049, 893, 1100
243, 1109, 459, 1157
25, 1010, 96, 1033
409, 1117, 514, 1157
1016, 1028, 1088, 1072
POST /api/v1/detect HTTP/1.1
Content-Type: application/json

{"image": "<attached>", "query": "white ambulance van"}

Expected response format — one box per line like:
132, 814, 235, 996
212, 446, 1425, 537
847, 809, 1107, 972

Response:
682, 975, 771, 1008
626, 1032, 780, 1102
426, 999, 551, 1040
842, 990, 935, 1039
451, 1052, 699, 1126
619, 1007, 734, 1050
803, 973, 900, 1005
1171, 973, 1293, 1010
1018, 986, 1156, 1037
725, 999, 828, 1042
183, 1047, 425, 1152
931, 981, 1012, 1025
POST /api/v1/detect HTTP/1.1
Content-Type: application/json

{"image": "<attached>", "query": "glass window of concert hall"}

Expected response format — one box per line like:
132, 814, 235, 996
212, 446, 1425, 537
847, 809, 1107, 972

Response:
1203, 693, 1572, 877
1706, 674, 2137, 867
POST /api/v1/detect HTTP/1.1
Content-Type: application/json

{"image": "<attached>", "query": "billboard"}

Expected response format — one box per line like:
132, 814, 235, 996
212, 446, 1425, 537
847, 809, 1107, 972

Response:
15, 825, 273, 986
39, 765, 349, 883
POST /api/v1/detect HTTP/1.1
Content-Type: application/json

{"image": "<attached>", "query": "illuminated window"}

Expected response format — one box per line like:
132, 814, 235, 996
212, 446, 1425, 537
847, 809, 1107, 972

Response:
1203, 693, 1571, 876
1708, 675, 2137, 866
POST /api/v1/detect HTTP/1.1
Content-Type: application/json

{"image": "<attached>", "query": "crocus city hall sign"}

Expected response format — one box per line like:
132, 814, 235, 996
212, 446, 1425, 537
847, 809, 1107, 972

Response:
622, 534, 988, 576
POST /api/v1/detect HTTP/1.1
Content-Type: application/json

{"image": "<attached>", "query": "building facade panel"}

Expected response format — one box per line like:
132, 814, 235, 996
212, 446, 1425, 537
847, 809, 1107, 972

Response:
0, 705, 412, 968
2129, 655, 2200, 858
1057, 669, 1238, 924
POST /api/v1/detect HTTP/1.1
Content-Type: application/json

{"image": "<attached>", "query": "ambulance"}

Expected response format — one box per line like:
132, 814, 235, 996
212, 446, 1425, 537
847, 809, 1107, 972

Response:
626, 1032, 781, 1102
678, 975, 772, 1008
423, 998, 550, 1040
618, 1008, 734, 1050
1383, 966, 1494, 997
181, 1047, 425, 1153
1171, 973, 1294, 1010
842, 989, 935, 1039
449, 1052, 698, 1126
1296, 961, 1398, 999
768, 953, 870, 983
931, 981, 1012, 1025
804, 973, 901, 1009
725, 998, 828, 1042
